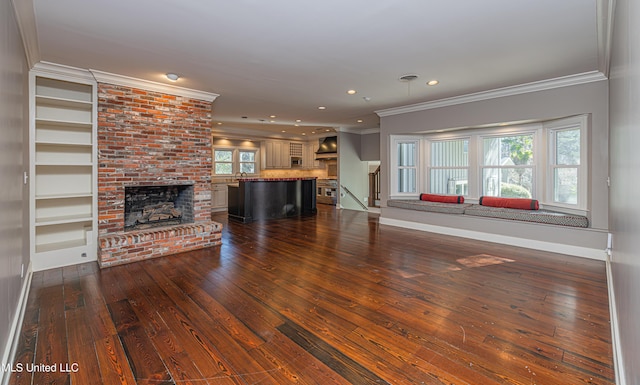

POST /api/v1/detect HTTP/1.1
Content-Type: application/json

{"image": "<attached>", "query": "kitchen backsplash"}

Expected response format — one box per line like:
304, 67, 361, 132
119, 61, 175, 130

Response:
260, 168, 329, 179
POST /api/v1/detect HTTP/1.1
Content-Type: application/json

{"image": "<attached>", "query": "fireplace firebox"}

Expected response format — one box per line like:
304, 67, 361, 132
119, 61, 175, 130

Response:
124, 184, 194, 231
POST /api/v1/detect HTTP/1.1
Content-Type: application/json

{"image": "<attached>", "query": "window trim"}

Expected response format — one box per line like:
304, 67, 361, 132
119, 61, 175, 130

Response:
389, 115, 589, 215
425, 137, 471, 196
389, 136, 422, 198
213, 148, 235, 176
544, 115, 588, 212
478, 129, 539, 199
212, 146, 260, 177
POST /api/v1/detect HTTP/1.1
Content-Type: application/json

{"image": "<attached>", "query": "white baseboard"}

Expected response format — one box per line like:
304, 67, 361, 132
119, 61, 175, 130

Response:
1, 262, 33, 385
606, 255, 626, 385
379, 217, 606, 260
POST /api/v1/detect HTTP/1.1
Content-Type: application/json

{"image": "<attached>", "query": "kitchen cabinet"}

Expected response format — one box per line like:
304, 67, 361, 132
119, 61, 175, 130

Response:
262, 140, 291, 169
211, 183, 229, 211
303, 142, 322, 169
29, 64, 98, 269
262, 139, 323, 169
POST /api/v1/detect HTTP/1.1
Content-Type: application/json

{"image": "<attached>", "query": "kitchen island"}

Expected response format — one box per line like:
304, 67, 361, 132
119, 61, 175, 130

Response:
228, 177, 317, 223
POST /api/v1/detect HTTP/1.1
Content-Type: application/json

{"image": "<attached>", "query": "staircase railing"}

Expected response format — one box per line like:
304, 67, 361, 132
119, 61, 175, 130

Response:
340, 184, 368, 211
368, 165, 381, 207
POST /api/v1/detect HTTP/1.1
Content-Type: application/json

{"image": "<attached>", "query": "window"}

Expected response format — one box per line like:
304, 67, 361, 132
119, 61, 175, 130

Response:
428, 139, 469, 195
213, 147, 259, 176
389, 115, 587, 212
214, 149, 233, 175
395, 140, 418, 194
239, 150, 257, 174
481, 133, 535, 198
546, 116, 587, 208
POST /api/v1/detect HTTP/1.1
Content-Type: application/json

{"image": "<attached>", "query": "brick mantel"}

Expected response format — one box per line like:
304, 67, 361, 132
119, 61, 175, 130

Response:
97, 83, 221, 267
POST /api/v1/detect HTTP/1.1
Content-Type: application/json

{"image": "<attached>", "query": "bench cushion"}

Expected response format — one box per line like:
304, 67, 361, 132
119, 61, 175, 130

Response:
387, 199, 472, 215
463, 205, 589, 228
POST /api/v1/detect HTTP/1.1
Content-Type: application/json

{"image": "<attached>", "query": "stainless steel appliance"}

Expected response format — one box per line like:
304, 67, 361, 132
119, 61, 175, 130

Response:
316, 179, 338, 205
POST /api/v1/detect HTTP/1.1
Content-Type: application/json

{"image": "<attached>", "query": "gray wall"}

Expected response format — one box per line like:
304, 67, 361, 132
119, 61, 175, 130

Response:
338, 132, 369, 211
0, 0, 29, 375
379, 80, 609, 254
609, 0, 640, 382
360, 131, 380, 161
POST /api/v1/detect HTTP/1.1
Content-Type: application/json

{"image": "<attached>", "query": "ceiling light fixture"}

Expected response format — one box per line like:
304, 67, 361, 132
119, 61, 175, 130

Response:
166, 73, 180, 82
427, 80, 439, 86
399, 74, 419, 82
347, 89, 357, 95
399, 74, 419, 96
357, 119, 363, 123
318, 106, 326, 110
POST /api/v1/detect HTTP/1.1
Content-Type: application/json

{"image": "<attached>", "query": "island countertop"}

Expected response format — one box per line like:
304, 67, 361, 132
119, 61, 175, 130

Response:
236, 177, 317, 182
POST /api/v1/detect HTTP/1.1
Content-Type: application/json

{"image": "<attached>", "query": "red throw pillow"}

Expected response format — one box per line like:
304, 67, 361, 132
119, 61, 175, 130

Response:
479, 196, 539, 210
419, 193, 464, 204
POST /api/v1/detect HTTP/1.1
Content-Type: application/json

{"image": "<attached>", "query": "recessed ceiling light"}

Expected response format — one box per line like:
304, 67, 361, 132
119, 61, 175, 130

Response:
357, 119, 363, 123
318, 106, 326, 110
270, 115, 276, 118
311, 131, 316, 134
302, 133, 306, 135
166, 73, 179, 82
347, 89, 357, 95
296, 119, 302, 123
427, 80, 439, 86
281, 130, 286, 133
270, 120, 276, 123
217, 122, 222, 125
325, 129, 331, 132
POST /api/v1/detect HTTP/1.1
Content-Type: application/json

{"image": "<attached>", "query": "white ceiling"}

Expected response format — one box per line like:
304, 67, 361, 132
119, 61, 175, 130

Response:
21, 0, 610, 139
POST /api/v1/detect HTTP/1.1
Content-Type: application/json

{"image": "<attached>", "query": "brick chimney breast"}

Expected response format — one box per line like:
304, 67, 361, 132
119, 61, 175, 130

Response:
97, 83, 221, 268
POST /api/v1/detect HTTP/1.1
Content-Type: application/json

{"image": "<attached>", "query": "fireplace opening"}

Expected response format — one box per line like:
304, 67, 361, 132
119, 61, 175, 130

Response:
124, 184, 194, 231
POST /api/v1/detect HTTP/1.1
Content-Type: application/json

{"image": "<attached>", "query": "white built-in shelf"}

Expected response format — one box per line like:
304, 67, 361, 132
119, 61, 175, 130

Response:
36, 239, 87, 254
35, 95, 93, 110
30, 71, 97, 265
35, 118, 93, 129
35, 214, 94, 226
35, 192, 94, 200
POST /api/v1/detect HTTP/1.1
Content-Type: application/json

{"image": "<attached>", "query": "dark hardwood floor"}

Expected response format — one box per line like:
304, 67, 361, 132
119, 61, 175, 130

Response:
10, 205, 615, 384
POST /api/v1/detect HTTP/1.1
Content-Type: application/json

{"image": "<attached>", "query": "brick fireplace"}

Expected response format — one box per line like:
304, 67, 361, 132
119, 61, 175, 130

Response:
97, 83, 222, 268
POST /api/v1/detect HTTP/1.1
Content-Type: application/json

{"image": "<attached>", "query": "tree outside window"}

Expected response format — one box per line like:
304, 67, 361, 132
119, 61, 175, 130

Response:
214, 149, 233, 175
482, 134, 534, 198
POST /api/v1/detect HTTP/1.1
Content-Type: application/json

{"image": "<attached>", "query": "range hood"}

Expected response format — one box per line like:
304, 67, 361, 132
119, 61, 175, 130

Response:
315, 136, 337, 160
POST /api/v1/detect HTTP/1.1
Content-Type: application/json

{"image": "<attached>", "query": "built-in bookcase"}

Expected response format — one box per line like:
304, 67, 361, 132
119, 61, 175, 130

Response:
30, 65, 97, 269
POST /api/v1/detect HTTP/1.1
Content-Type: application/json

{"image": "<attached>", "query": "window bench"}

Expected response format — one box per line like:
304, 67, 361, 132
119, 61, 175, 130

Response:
386, 199, 589, 228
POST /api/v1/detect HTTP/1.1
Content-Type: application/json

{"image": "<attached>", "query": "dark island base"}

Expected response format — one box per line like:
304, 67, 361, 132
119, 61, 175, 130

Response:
228, 178, 317, 223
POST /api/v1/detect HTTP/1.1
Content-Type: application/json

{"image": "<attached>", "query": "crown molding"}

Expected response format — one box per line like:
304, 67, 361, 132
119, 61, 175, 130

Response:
376, 71, 608, 117
32, 61, 95, 83
596, 0, 616, 77
10, 0, 40, 68
89, 69, 220, 102
338, 127, 380, 135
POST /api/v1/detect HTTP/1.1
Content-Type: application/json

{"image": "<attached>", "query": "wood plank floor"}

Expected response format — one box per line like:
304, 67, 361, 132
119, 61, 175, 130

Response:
10, 205, 615, 384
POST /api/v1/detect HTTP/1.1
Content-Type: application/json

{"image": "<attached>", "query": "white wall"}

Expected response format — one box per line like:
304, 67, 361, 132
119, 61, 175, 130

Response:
378, 80, 610, 257
609, 0, 640, 382
0, 0, 29, 378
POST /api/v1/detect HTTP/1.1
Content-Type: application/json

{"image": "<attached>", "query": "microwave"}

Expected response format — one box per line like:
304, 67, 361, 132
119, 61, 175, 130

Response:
291, 157, 303, 167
